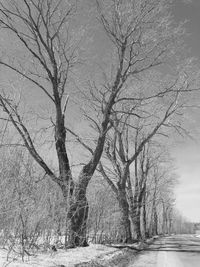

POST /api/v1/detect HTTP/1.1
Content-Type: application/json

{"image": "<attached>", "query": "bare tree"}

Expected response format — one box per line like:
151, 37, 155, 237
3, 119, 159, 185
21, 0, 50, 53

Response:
0, 0, 87, 247
0, 0, 198, 247
66, 0, 192, 243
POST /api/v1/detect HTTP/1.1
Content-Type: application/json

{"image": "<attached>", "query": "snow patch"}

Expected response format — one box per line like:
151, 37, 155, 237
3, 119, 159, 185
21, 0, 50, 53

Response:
0, 244, 120, 267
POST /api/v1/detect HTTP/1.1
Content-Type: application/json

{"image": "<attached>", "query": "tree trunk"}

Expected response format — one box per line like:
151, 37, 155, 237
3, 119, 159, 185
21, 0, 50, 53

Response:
117, 188, 132, 243
67, 198, 88, 247
151, 199, 158, 236
130, 158, 142, 240
142, 191, 147, 239
130, 191, 142, 240
162, 201, 168, 235
65, 184, 89, 248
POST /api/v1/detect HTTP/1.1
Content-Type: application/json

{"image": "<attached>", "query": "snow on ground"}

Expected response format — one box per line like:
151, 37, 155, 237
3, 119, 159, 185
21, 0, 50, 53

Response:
0, 238, 158, 266
156, 251, 183, 267
0, 244, 120, 267
127, 250, 158, 267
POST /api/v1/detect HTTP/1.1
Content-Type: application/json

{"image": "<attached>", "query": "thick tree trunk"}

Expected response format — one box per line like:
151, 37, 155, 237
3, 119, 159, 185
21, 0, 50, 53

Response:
130, 187, 147, 240
151, 199, 158, 236
129, 183, 142, 240
117, 188, 132, 243
64, 182, 89, 248
130, 180, 142, 239
67, 196, 89, 247
131, 204, 142, 240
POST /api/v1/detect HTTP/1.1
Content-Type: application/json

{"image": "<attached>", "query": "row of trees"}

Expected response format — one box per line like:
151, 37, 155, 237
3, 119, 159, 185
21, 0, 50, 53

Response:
0, 146, 194, 255
0, 0, 198, 249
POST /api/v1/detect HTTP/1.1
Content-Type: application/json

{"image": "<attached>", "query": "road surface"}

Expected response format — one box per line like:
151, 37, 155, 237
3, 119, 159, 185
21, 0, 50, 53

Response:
128, 235, 200, 267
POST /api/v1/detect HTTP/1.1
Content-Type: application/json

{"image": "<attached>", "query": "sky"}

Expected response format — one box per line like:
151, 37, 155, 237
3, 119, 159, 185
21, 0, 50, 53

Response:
173, 143, 200, 222
171, 0, 200, 222
174, 0, 200, 55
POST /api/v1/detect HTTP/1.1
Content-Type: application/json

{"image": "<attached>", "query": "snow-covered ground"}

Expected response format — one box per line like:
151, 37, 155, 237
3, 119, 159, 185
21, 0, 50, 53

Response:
156, 251, 183, 267
0, 237, 159, 266
0, 244, 121, 267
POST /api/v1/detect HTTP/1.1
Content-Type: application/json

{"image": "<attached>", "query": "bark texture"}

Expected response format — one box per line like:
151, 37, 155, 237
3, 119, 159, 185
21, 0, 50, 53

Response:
117, 187, 132, 243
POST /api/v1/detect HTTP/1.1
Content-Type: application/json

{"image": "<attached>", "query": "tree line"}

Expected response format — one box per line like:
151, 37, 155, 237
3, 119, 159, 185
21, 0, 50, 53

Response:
0, 0, 198, 251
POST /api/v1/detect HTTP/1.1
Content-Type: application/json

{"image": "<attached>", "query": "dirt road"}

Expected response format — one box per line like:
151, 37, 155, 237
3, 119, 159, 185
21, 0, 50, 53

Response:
128, 235, 200, 267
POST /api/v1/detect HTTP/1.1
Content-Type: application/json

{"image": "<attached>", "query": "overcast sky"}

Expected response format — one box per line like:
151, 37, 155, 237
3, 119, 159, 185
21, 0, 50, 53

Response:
171, 0, 200, 222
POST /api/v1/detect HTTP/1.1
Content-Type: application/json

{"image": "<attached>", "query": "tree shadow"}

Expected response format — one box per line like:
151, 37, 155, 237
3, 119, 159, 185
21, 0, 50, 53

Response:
144, 238, 200, 253
106, 236, 200, 254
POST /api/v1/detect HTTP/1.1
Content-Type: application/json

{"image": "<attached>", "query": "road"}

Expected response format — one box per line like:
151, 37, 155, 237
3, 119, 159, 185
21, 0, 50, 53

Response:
128, 235, 200, 267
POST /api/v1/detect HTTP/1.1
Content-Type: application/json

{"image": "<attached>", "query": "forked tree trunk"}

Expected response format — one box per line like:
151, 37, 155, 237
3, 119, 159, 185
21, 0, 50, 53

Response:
67, 195, 89, 247
99, 163, 133, 243
63, 182, 89, 248
130, 186, 147, 240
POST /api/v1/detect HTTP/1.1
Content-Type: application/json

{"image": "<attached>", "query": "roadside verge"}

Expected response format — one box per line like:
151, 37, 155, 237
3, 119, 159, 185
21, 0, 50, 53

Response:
75, 237, 159, 267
